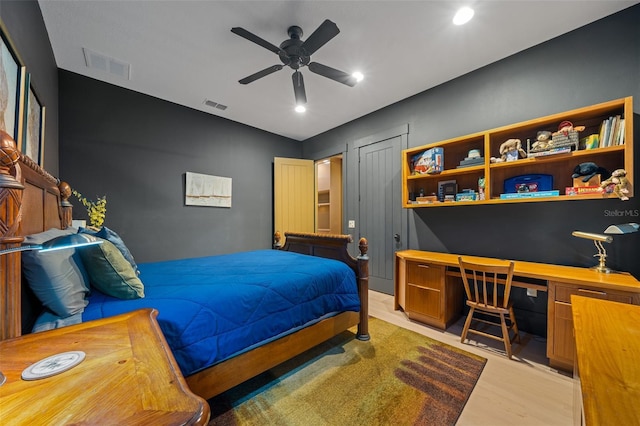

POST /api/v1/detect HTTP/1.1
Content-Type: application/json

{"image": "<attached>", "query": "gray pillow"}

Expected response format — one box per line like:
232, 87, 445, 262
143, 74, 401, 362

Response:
22, 228, 91, 318
32, 310, 83, 333
79, 239, 144, 299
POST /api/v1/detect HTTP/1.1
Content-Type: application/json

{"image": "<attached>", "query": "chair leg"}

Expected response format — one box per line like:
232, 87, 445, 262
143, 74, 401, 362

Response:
509, 306, 520, 343
460, 307, 475, 343
500, 312, 512, 359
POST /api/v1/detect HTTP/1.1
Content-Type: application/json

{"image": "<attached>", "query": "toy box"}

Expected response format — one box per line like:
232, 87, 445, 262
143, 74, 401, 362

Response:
572, 174, 601, 187
455, 192, 477, 202
410, 147, 443, 175
565, 186, 602, 196
503, 174, 553, 194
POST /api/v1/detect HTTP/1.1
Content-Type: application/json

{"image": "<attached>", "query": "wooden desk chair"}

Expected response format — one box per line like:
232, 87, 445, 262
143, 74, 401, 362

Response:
458, 257, 520, 359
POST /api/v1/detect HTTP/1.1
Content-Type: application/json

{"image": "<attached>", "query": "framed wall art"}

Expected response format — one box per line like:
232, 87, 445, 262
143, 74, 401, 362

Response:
185, 172, 232, 208
0, 21, 27, 148
23, 75, 45, 165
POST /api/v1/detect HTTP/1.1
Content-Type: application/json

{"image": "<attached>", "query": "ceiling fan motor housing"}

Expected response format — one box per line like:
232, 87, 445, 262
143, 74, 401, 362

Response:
279, 26, 310, 69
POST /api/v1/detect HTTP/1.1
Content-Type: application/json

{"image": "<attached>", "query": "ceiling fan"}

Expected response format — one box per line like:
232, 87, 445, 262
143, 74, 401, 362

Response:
231, 19, 357, 108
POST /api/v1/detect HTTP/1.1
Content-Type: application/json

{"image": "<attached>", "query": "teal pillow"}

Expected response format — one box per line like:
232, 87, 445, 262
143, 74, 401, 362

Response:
22, 228, 91, 318
79, 239, 144, 299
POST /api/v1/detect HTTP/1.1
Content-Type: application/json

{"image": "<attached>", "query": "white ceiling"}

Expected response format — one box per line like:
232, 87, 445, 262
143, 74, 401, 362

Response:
39, 1, 638, 141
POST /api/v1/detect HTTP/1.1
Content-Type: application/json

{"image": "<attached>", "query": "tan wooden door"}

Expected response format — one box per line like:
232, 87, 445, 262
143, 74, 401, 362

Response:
274, 157, 315, 244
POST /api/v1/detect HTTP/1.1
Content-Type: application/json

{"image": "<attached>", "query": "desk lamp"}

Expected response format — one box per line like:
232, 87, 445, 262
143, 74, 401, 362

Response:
572, 223, 639, 273
0, 233, 103, 386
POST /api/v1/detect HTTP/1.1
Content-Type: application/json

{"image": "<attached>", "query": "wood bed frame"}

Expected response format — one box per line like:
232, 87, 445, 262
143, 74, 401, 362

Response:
0, 142, 370, 400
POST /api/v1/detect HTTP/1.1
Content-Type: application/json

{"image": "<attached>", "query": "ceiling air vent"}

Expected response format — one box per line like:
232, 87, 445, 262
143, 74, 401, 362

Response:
204, 99, 228, 111
83, 47, 131, 80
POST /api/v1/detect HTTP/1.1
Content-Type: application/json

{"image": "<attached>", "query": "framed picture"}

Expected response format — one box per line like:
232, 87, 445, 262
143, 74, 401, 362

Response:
185, 172, 232, 208
22, 75, 45, 165
0, 22, 27, 148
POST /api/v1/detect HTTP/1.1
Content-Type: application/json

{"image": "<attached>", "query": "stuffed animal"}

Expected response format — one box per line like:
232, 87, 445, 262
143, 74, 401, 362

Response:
554, 120, 586, 137
572, 162, 610, 183
531, 131, 552, 151
600, 169, 630, 201
497, 138, 526, 162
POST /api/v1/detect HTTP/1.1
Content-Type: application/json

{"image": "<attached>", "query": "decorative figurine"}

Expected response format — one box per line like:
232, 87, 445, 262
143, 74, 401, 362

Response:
492, 138, 526, 163
531, 130, 552, 152
600, 169, 630, 201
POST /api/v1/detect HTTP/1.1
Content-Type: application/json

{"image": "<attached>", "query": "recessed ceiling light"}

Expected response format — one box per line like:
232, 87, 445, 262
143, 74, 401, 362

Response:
295, 105, 306, 113
352, 71, 364, 83
453, 7, 474, 25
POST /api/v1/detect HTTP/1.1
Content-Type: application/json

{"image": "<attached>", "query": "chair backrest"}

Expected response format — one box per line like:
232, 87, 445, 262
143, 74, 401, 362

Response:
458, 257, 515, 309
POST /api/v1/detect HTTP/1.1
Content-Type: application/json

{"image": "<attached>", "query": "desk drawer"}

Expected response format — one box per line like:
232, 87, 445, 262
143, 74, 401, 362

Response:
406, 283, 441, 320
549, 281, 636, 372
407, 261, 445, 290
555, 286, 633, 304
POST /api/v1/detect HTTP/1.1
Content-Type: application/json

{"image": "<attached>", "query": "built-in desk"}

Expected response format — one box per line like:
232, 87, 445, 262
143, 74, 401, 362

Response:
394, 250, 640, 371
572, 296, 640, 425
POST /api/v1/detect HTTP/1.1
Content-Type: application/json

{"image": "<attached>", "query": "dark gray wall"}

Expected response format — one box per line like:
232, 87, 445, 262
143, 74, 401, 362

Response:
0, 0, 59, 175
303, 5, 640, 335
59, 71, 301, 262
11, 1, 640, 337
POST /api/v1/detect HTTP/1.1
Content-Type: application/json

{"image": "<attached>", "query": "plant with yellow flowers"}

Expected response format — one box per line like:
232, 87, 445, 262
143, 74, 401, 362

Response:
72, 189, 107, 228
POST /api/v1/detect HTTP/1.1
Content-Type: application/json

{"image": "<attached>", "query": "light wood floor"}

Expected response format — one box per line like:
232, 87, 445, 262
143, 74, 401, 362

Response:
367, 290, 574, 426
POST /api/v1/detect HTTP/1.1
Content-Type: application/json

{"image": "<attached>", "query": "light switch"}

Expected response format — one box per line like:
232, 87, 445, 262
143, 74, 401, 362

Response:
348, 220, 355, 229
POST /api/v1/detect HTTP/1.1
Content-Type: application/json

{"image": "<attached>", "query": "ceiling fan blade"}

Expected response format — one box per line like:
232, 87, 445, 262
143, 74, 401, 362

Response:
308, 62, 357, 87
239, 65, 284, 84
301, 19, 339, 56
292, 71, 307, 105
231, 27, 284, 55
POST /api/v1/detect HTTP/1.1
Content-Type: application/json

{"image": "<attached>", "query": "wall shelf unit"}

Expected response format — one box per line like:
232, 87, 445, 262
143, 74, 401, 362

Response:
402, 97, 634, 208
316, 156, 342, 234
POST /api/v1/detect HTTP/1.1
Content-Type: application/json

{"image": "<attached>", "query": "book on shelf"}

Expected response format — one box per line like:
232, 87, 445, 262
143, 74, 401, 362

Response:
598, 115, 624, 147
580, 134, 600, 150
527, 147, 571, 158
609, 115, 621, 147
499, 190, 560, 199
616, 118, 625, 145
602, 116, 612, 147
598, 119, 607, 148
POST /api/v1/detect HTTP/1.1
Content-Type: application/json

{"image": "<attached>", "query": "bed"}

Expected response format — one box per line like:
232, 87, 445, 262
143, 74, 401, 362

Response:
0, 146, 370, 400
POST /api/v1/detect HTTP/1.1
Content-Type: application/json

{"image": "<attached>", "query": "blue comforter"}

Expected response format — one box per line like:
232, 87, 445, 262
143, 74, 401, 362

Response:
82, 249, 359, 376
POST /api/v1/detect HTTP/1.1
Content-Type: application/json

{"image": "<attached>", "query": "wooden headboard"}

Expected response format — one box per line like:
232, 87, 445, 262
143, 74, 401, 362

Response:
1, 146, 71, 340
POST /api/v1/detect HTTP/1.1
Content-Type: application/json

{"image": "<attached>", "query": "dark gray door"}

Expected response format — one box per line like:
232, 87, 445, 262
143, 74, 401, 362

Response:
358, 135, 405, 294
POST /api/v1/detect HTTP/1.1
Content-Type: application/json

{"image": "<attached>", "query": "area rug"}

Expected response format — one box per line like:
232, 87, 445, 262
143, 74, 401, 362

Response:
208, 317, 486, 426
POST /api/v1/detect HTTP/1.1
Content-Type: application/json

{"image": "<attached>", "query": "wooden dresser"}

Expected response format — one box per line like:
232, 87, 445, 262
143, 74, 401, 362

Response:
0, 309, 209, 425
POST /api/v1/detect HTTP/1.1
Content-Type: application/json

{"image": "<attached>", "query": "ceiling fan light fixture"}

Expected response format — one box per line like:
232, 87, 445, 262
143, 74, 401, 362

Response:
352, 71, 364, 83
232, 19, 355, 105
295, 104, 306, 113
453, 6, 475, 25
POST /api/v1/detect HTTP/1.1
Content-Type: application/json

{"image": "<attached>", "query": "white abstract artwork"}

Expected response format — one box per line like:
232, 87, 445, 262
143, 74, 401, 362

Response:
185, 172, 232, 208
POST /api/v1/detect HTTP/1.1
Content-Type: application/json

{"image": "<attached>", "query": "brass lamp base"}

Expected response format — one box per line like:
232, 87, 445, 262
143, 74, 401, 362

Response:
592, 252, 621, 274
592, 264, 614, 274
